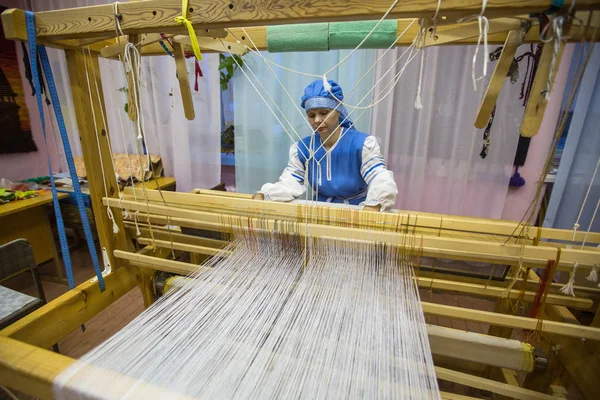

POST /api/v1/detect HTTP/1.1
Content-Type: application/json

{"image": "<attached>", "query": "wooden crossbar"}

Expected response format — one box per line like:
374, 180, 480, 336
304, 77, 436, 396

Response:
125, 188, 600, 245
3, 1, 597, 42
107, 196, 600, 269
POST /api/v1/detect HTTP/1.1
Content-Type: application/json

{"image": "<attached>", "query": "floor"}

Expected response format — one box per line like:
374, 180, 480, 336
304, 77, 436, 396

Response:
1, 245, 542, 399
3, 247, 145, 359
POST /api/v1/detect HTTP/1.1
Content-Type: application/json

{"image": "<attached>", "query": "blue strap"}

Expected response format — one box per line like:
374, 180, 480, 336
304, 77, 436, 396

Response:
25, 11, 106, 291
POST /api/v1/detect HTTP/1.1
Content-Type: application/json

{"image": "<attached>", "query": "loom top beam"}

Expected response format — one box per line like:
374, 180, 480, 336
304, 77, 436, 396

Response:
2, 0, 598, 43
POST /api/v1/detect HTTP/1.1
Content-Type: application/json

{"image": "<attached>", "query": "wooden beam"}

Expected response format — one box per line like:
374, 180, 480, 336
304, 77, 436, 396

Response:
0, 336, 75, 400
435, 366, 556, 400
125, 187, 600, 245
0, 265, 139, 349
0, 336, 200, 400
417, 276, 593, 309
137, 237, 229, 256
520, 41, 566, 137
3, 1, 597, 42
421, 18, 522, 48
99, 30, 227, 58
114, 249, 208, 275
173, 34, 247, 55
225, 21, 596, 53
108, 196, 600, 269
429, 324, 536, 372
65, 49, 131, 268
124, 223, 228, 249
0, 334, 480, 400
100, 33, 172, 58
475, 27, 527, 128
421, 301, 600, 341
172, 42, 195, 120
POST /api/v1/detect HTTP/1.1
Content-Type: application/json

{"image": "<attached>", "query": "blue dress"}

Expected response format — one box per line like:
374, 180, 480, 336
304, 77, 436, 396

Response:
296, 128, 382, 205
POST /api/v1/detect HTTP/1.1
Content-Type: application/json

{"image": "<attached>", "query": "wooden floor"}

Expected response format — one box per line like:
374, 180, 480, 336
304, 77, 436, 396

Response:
2, 246, 539, 399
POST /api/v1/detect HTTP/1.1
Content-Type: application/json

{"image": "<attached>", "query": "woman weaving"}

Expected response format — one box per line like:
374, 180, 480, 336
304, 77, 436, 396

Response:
253, 79, 398, 212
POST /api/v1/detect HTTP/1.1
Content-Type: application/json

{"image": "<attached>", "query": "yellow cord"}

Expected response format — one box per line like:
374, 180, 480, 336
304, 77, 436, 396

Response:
174, 0, 203, 60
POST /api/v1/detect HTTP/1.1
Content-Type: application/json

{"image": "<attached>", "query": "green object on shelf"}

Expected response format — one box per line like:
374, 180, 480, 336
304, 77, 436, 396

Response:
329, 20, 398, 49
267, 23, 330, 53
21, 176, 50, 184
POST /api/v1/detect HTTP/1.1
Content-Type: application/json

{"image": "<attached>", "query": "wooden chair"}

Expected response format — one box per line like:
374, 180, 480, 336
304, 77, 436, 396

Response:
0, 238, 58, 352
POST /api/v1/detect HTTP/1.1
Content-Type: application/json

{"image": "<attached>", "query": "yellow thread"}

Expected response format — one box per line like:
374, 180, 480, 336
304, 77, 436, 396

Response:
521, 342, 526, 372
175, 0, 203, 60
521, 342, 535, 372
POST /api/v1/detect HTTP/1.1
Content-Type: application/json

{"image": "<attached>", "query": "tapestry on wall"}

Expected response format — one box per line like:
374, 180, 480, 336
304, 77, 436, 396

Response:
0, 5, 37, 154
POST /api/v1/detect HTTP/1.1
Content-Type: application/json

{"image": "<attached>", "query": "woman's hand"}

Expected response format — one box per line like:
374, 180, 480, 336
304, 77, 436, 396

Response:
252, 193, 265, 200
362, 204, 381, 212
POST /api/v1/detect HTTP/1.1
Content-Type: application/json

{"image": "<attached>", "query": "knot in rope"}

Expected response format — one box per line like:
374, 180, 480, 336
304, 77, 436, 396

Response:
174, 0, 202, 60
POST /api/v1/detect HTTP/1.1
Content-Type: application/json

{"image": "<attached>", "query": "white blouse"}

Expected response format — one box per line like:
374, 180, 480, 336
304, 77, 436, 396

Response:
259, 136, 398, 211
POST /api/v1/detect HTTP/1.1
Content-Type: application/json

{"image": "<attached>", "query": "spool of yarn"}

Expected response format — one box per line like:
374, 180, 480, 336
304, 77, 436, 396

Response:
329, 20, 398, 49
266, 23, 329, 52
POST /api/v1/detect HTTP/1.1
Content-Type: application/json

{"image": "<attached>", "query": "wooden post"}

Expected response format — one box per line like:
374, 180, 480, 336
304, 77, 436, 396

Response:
126, 34, 141, 121
64, 49, 131, 269
474, 27, 526, 128
520, 42, 565, 137
173, 42, 195, 120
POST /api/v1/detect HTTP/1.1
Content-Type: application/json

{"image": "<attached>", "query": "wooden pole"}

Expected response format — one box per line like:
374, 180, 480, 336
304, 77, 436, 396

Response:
474, 27, 527, 128
520, 42, 566, 137
106, 197, 600, 269
65, 49, 131, 268
3, 1, 599, 42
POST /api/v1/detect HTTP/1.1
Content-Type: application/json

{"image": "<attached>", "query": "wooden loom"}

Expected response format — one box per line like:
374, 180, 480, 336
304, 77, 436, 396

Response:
1, 1, 600, 399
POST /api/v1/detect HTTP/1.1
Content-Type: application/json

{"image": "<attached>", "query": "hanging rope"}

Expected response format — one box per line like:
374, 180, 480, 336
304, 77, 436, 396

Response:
457, 0, 489, 90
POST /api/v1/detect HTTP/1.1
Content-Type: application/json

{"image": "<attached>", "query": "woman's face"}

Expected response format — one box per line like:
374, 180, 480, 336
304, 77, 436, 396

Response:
306, 108, 340, 136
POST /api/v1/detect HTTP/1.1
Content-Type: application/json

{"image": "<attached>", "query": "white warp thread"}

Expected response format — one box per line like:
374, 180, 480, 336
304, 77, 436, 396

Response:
53, 231, 440, 399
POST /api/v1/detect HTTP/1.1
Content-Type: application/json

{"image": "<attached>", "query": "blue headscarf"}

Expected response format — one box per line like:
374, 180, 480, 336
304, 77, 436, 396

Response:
300, 79, 353, 129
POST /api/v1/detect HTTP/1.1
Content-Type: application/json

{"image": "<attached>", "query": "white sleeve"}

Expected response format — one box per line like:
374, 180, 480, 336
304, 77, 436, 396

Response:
359, 136, 398, 212
258, 142, 307, 202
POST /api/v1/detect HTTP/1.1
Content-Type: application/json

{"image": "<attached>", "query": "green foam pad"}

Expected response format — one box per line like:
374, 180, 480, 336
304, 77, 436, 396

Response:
329, 20, 398, 49
266, 23, 330, 53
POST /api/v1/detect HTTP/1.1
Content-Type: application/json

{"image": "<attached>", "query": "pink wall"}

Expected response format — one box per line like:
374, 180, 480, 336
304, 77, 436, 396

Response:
501, 44, 575, 221
0, 0, 62, 182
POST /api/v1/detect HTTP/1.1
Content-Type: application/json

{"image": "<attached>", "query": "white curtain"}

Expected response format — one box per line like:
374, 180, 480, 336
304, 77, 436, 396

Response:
32, 0, 221, 192
544, 44, 600, 233
233, 50, 376, 194
370, 45, 525, 218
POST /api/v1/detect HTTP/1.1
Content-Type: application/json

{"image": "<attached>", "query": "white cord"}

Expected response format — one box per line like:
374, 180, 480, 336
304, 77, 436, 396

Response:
228, 19, 418, 161
414, 19, 428, 109
562, 156, 600, 294
323, 0, 400, 77
430, 0, 443, 38
457, 0, 489, 90
544, 16, 564, 102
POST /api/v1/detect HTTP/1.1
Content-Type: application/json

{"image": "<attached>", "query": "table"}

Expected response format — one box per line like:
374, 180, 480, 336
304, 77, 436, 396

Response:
52, 176, 177, 194
0, 192, 68, 283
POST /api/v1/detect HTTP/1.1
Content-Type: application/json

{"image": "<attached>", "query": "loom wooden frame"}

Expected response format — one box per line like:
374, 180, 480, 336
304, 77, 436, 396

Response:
1, 1, 600, 399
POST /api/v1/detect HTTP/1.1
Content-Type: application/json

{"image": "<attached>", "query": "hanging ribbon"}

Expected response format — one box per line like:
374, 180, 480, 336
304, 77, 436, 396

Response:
174, 0, 203, 60
194, 59, 203, 91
